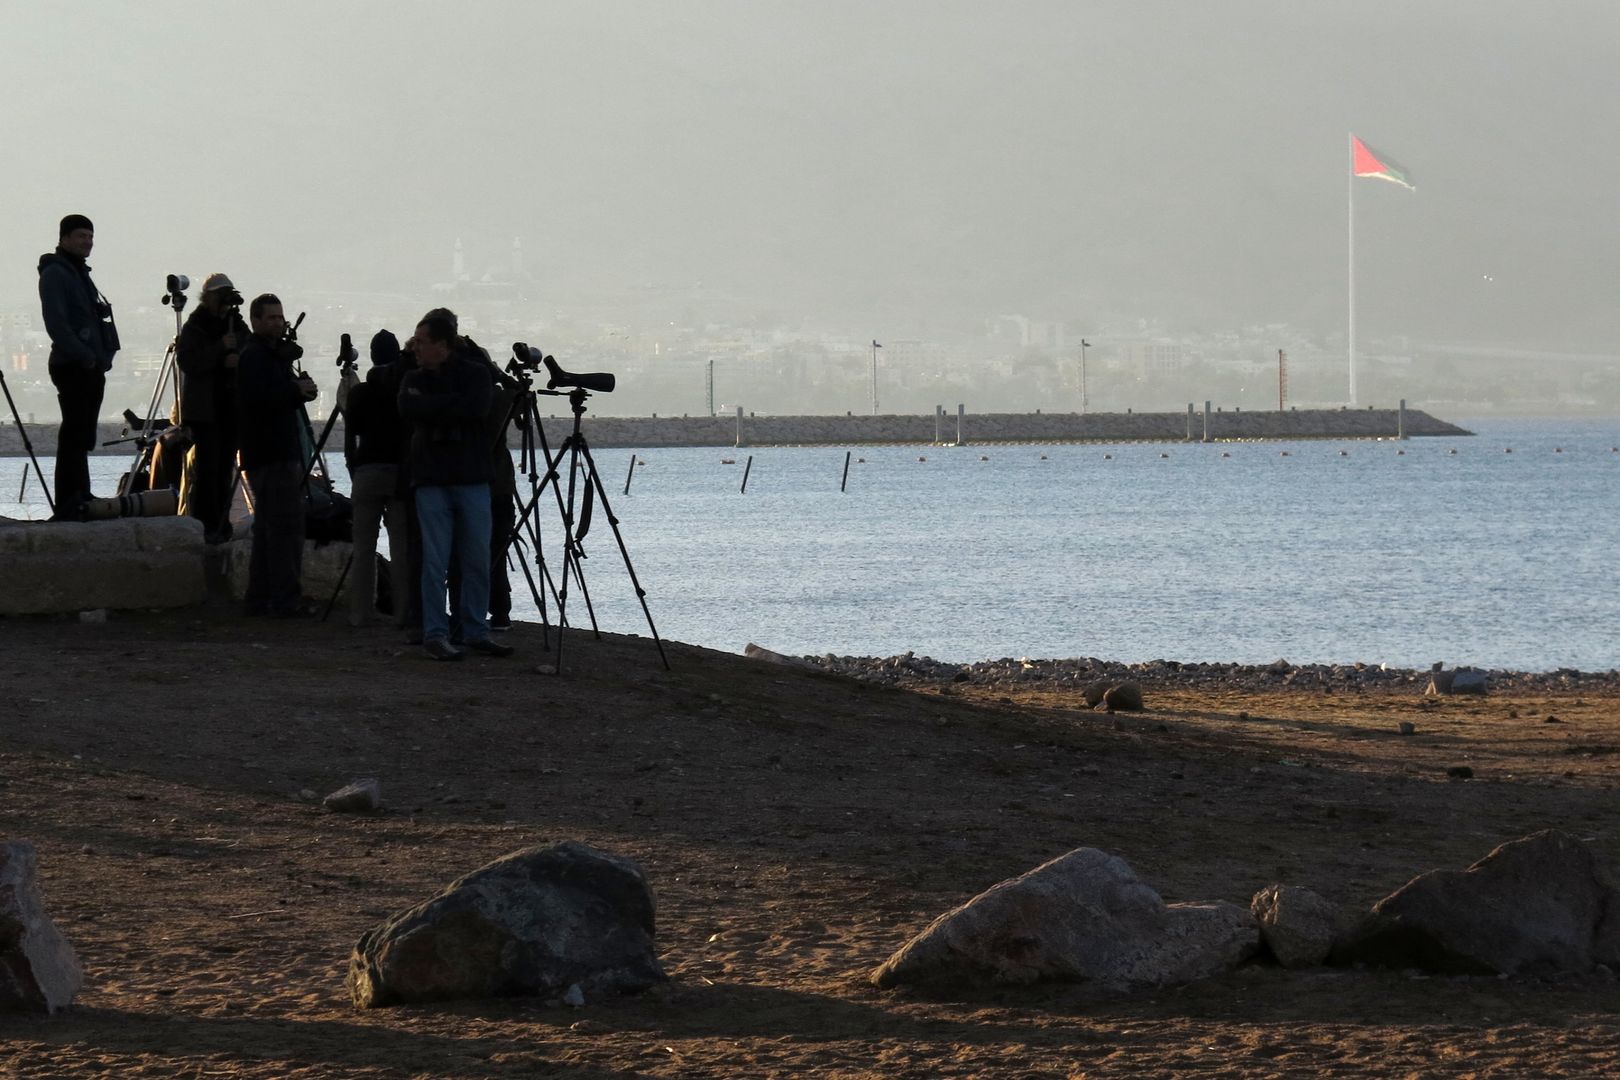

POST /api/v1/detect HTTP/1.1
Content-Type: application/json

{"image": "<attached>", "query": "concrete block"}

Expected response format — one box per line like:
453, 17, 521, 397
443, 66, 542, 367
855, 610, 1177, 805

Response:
0, 517, 206, 615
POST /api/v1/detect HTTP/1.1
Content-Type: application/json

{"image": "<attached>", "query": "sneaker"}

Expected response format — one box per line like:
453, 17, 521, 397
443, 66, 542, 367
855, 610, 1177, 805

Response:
463, 637, 514, 658
489, 615, 512, 632
424, 638, 464, 661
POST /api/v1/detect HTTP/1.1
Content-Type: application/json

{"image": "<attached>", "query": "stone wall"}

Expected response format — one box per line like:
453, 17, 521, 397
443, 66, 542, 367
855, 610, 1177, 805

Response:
0, 517, 206, 615
0, 408, 1469, 456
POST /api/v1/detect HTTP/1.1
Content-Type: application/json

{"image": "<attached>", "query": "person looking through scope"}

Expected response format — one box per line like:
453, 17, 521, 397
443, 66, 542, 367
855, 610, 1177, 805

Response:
398, 315, 513, 661
342, 330, 410, 627
37, 213, 120, 520
421, 307, 521, 633
236, 293, 317, 617
176, 273, 249, 543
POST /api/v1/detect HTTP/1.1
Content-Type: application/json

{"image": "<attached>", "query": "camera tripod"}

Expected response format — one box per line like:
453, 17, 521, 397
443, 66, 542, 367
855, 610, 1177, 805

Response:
543, 383, 667, 672
504, 345, 666, 672
0, 368, 52, 516
114, 276, 190, 496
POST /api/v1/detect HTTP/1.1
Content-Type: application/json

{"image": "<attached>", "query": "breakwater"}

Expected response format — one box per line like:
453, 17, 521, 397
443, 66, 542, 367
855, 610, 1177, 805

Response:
1, 406, 1469, 456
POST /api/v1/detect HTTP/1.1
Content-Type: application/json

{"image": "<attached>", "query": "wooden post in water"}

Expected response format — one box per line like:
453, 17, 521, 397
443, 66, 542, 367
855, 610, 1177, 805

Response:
740, 454, 753, 493
956, 404, 964, 446
623, 454, 636, 495
840, 450, 851, 492
1202, 400, 1211, 443
1398, 398, 1407, 440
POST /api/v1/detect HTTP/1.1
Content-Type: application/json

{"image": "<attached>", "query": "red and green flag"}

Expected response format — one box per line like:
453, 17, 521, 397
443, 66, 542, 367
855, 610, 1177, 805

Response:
1351, 135, 1415, 190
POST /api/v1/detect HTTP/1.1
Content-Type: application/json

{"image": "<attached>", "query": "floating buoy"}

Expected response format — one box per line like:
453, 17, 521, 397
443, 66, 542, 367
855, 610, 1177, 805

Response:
1159, 452, 1169, 459
918, 456, 927, 462
857, 457, 866, 463
1280, 451, 1291, 457
1397, 449, 1405, 456
1103, 454, 1113, 460
1338, 450, 1349, 456
1504, 448, 1513, 454
1039, 454, 1048, 460
1554, 447, 1563, 453
1221, 452, 1231, 458
720, 458, 735, 465
1449, 449, 1458, 455
979, 455, 989, 461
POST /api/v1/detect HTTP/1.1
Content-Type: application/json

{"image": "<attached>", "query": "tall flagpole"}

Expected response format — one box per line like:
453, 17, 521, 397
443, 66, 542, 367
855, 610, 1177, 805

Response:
1347, 133, 1357, 405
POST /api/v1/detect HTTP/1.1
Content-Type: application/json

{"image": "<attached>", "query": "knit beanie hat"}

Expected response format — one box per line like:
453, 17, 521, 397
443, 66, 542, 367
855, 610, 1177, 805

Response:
370, 329, 401, 366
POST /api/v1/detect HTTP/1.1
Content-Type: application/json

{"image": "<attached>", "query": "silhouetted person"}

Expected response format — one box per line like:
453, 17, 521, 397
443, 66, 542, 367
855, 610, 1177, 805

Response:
37, 214, 119, 519
176, 273, 249, 542
397, 315, 511, 660
236, 293, 317, 617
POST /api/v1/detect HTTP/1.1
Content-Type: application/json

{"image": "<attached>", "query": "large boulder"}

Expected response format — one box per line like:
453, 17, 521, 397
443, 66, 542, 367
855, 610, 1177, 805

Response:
1332, 830, 1618, 976
1251, 884, 1346, 968
871, 847, 1257, 992
347, 841, 666, 1008
0, 841, 83, 1013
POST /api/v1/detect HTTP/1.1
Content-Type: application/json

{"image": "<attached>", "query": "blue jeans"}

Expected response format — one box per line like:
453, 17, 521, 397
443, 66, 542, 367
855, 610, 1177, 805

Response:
416, 482, 492, 644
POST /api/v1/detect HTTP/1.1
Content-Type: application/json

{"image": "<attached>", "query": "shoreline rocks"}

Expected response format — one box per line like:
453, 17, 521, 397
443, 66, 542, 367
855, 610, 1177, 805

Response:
798, 652, 1617, 697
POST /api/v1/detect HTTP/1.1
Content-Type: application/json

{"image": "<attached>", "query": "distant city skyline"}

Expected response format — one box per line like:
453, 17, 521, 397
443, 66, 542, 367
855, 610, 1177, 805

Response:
4, 1, 1618, 407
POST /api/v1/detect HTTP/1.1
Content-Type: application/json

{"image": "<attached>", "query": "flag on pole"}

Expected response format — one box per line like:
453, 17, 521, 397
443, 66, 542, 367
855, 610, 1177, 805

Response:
1351, 135, 1415, 190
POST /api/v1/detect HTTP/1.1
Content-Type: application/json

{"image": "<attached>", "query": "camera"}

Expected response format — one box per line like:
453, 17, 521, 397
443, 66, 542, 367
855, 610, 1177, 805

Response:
510, 342, 545, 372
161, 274, 190, 308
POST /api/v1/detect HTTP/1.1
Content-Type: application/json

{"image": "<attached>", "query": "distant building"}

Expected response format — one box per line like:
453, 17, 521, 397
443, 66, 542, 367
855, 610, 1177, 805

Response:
1121, 340, 1186, 375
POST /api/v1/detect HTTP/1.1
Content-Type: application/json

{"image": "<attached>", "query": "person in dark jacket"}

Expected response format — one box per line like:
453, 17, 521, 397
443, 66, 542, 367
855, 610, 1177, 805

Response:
342, 330, 409, 626
367, 339, 421, 636
398, 315, 511, 660
176, 273, 250, 542
423, 307, 520, 632
37, 214, 119, 518
236, 293, 318, 617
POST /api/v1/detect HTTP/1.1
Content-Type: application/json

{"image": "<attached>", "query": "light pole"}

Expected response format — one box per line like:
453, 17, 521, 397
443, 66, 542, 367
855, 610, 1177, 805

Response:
1079, 339, 1091, 414
870, 339, 882, 415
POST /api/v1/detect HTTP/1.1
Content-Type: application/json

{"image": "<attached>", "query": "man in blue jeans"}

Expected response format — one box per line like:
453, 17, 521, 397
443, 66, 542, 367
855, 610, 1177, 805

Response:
397, 314, 513, 661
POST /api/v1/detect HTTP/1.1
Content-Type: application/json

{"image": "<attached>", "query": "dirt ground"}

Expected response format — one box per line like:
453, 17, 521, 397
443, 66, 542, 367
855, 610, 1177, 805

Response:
2, 608, 1618, 1078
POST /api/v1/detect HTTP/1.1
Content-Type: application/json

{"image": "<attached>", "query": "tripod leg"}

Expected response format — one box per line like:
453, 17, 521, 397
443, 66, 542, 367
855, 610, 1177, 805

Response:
320, 548, 356, 622
576, 436, 669, 670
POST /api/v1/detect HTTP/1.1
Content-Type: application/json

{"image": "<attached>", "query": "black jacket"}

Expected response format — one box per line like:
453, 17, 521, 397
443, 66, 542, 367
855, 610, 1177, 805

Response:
343, 377, 405, 470
177, 304, 249, 425
236, 333, 308, 470
37, 250, 119, 372
398, 354, 493, 488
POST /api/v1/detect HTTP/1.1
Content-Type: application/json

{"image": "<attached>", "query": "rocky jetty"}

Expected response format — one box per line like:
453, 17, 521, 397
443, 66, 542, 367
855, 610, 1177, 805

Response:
799, 652, 1619, 696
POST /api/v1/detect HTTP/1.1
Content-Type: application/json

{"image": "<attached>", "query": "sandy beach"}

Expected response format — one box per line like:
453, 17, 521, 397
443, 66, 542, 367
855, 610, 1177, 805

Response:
3, 608, 1618, 1077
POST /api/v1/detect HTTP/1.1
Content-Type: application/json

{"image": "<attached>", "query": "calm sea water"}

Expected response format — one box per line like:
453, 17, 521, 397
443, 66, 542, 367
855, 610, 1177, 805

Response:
8, 418, 1618, 671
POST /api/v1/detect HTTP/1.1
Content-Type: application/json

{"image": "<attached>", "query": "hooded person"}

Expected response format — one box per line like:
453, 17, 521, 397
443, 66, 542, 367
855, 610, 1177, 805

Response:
341, 329, 410, 626
37, 214, 119, 518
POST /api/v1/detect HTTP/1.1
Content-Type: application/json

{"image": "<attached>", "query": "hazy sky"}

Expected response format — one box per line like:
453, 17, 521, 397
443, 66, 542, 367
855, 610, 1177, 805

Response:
4, 0, 1617, 347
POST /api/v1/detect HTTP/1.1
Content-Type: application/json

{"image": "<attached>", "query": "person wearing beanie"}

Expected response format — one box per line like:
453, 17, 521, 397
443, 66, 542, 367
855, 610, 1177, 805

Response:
175, 272, 249, 541
341, 329, 410, 626
363, 328, 423, 635
37, 214, 120, 518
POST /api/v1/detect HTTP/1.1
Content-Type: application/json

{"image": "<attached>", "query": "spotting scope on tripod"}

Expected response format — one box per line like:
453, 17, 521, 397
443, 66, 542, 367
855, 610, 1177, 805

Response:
508, 342, 666, 672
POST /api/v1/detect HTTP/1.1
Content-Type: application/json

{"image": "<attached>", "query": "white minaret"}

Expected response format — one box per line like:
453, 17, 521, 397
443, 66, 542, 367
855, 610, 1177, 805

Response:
453, 237, 466, 281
